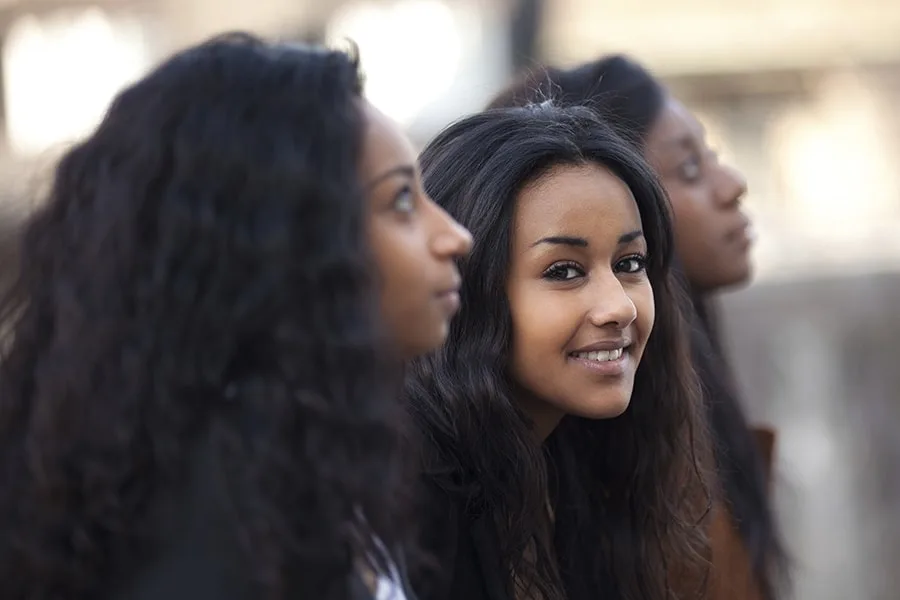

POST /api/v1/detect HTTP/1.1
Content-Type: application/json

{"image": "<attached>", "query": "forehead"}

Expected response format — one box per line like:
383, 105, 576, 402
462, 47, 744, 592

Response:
646, 96, 704, 147
358, 100, 417, 181
512, 162, 642, 242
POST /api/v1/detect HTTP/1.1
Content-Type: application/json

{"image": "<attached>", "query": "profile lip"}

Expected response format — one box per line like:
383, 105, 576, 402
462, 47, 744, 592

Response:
436, 283, 461, 298
569, 339, 630, 354
435, 272, 462, 296
725, 215, 752, 242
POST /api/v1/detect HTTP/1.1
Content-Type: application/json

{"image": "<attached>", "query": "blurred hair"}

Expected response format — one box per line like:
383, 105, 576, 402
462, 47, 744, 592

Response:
405, 103, 710, 600
488, 55, 665, 150
0, 32, 407, 600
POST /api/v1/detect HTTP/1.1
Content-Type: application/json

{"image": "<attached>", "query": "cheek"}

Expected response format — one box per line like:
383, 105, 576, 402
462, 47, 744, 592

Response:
632, 283, 656, 348
369, 226, 415, 311
508, 285, 571, 366
670, 190, 719, 253
367, 222, 389, 276
669, 190, 700, 232
371, 224, 416, 280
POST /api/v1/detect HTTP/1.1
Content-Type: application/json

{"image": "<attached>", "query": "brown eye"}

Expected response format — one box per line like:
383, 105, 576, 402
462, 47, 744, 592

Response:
615, 254, 647, 274
392, 185, 415, 214
542, 261, 585, 281
679, 157, 701, 182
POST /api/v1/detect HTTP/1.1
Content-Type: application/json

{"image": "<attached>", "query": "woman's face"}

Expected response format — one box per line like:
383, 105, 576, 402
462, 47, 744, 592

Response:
360, 101, 472, 359
644, 96, 752, 292
506, 162, 655, 439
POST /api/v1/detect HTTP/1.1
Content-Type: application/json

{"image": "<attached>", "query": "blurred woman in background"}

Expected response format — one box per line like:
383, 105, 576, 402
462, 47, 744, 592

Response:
491, 54, 789, 600
0, 33, 470, 600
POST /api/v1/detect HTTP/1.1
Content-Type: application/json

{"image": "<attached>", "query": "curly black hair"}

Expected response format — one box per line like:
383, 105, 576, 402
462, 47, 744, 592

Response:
0, 33, 406, 600
405, 104, 710, 600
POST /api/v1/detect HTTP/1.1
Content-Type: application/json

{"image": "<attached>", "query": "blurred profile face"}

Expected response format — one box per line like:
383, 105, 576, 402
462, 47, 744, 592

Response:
359, 101, 472, 359
644, 96, 752, 292
506, 163, 655, 439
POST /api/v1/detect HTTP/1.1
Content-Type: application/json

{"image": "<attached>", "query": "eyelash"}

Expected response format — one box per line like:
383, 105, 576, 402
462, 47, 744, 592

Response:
392, 185, 416, 214
541, 254, 649, 281
542, 261, 584, 281
617, 254, 648, 274
680, 149, 719, 182
679, 157, 701, 182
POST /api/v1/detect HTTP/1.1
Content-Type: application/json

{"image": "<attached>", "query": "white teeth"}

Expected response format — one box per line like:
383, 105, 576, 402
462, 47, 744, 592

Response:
573, 348, 623, 362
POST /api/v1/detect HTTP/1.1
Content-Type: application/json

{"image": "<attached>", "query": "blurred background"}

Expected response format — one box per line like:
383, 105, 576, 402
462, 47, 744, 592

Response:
0, 0, 896, 597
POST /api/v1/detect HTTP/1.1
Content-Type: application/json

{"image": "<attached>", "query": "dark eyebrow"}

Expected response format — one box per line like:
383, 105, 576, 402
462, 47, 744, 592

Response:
365, 165, 416, 189
531, 231, 643, 248
531, 235, 588, 248
619, 230, 644, 245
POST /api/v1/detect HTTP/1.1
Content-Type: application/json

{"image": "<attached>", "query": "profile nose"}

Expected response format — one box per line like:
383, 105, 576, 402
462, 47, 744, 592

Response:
714, 162, 748, 209
586, 276, 637, 330
430, 201, 472, 259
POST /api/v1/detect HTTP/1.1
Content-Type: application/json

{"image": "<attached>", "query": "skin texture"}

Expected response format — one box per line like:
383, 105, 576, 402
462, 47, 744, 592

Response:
644, 96, 752, 292
360, 102, 473, 359
506, 163, 655, 439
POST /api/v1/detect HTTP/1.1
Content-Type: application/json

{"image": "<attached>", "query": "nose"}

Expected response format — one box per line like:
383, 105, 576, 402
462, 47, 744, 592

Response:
713, 162, 747, 209
586, 275, 638, 330
429, 201, 473, 259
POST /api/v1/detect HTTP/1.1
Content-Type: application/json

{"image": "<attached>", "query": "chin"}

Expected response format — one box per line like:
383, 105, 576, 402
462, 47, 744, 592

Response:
575, 396, 632, 420
705, 259, 754, 292
720, 264, 754, 291
399, 329, 446, 360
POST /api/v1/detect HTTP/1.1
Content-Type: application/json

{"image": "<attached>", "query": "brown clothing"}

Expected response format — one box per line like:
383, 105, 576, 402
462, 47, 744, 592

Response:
706, 426, 776, 600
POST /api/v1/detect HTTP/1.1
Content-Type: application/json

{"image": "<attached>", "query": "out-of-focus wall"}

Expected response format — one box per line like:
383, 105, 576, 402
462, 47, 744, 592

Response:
543, 0, 900, 75
720, 272, 900, 600
0, 0, 514, 166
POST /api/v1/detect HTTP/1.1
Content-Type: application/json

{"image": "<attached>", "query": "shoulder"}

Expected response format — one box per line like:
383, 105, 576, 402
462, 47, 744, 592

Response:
408, 474, 468, 600
707, 500, 766, 600
750, 426, 777, 487
413, 474, 464, 560
104, 428, 254, 600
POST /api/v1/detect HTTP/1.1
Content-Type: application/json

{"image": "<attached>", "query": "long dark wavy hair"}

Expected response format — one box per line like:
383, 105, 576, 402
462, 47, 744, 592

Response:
0, 33, 406, 600
405, 104, 710, 600
490, 55, 788, 599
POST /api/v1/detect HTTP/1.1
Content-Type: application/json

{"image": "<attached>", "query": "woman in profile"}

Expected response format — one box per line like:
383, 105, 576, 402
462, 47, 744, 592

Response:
0, 33, 470, 600
406, 103, 709, 600
490, 55, 789, 600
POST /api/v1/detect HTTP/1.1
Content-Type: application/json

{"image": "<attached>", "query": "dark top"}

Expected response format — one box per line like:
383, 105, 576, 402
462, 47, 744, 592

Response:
413, 478, 510, 600
105, 424, 381, 600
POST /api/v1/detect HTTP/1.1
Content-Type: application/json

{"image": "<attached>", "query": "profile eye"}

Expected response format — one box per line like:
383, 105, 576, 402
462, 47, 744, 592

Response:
680, 160, 700, 181
392, 186, 415, 214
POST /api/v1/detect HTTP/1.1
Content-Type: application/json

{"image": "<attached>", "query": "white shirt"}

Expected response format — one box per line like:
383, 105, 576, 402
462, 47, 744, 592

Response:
371, 533, 407, 600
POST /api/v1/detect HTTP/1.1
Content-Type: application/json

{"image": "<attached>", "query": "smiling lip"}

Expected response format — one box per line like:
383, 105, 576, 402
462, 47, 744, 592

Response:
570, 339, 630, 353
567, 339, 631, 377
568, 348, 630, 377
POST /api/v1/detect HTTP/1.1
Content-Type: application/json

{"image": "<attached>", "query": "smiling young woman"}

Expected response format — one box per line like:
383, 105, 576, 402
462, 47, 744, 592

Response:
491, 54, 789, 600
404, 103, 710, 600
